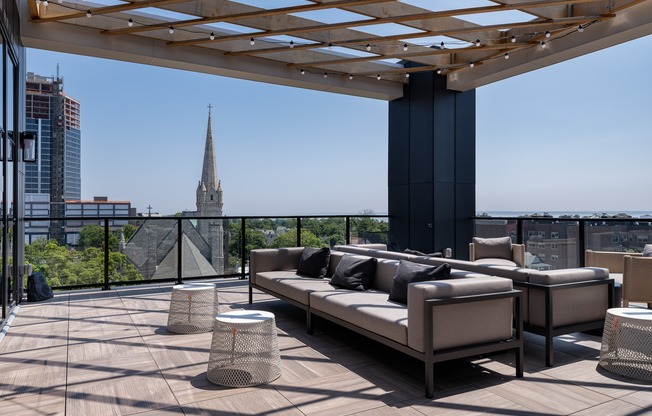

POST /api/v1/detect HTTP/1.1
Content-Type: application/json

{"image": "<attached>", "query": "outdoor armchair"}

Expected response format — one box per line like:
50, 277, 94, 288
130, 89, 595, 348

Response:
469, 236, 525, 268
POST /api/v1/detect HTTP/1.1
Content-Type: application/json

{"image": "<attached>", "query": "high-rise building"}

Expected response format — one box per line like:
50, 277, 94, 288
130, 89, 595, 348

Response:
25, 72, 81, 200
25, 72, 81, 243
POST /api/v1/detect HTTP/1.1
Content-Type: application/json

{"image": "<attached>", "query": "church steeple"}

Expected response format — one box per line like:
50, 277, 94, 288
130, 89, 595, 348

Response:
200, 104, 218, 192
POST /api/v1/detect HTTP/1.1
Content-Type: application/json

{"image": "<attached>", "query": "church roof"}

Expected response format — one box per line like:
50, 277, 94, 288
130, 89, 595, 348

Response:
153, 234, 218, 279
200, 107, 218, 192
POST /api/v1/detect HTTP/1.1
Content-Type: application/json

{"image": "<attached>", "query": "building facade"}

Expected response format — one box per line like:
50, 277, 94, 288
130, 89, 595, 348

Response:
25, 72, 81, 200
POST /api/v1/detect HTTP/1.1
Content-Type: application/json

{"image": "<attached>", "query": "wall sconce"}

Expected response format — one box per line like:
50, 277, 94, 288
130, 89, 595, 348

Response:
20, 131, 38, 163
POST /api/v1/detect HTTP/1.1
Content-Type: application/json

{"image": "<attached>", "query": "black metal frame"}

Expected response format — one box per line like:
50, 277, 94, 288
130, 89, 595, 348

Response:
514, 278, 614, 367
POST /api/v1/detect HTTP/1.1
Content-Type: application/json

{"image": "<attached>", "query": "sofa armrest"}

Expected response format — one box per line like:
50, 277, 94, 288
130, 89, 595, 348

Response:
249, 247, 304, 284
407, 276, 514, 352
585, 250, 642, 274
527, 267, 609, 285
623, 255, 652, 305
512, 244, 525, 268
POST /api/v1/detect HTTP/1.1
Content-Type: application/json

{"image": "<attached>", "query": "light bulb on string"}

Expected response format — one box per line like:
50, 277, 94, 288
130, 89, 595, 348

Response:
328, 43, 333, 50
289, 40, 294, 48
436, 69, 442, 75
376, 74, 381, 80
540, 41, 546, 48
469, 62, 474, 68
348, 74, 353, 80
209, 32, 215, 40
405, 73, 410, 78
300, 69, 305, 75
545, 31, 550, 38
440, 41, 445, 49
168, 26, 174, 34
511, 35, 516, 43
475, 39, 481, 47
366, 44, 371, 51
128, 18, 133, 27
504, 53, 510, 59
323, 72, 328, 78
86, 10, 92, 18
578, 25, 584, 32
250, 37, 255, 45
403, 43, 408, 51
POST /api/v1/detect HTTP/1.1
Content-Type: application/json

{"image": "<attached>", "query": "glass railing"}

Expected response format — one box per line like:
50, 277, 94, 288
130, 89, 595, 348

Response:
474, 216, 652, 269
24, 214, 390, 290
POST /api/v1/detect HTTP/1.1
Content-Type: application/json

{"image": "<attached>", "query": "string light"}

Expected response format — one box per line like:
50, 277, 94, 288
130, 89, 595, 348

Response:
403, 43, 408, 51
128, 18, 133, 27
328, 42, 333, 50
440, 41, 445, 49
209, 32, 215, 40
168, 26, 174, 34
323, 72, 328, 78
475, 39, 481, 47
436, 69, 442, 74
366, 44, 371, 51
376, 74, 381, 80
348, 74, 353, 80
405, 73, 410, 78
504, 53, 510, 59
289, 40, 294, 48
86, 10, 92, 18
250, 37, 255, 45
469, 62, 474, 68
578, 25, 584, 32
540, 41, 546, 48
511, 35, 516, 43
300, 69, 305, 75
545, 30, 550, 38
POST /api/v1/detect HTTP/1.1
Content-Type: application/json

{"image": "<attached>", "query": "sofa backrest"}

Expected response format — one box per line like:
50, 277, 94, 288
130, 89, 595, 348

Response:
374, 258, 400, 293
585, 250, 642, 274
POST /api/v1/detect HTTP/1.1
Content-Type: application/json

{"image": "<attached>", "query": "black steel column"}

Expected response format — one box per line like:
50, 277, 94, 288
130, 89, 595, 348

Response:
388, 71, 476, 259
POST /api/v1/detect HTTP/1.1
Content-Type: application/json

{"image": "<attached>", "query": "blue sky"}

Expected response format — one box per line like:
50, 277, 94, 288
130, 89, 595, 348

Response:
26, 33, 652, 216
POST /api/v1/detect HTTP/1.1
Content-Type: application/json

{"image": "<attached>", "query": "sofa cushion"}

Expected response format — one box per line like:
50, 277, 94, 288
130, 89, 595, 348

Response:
643, 244, 652, 257
472, 257, 518, 267
255, 271, 331, 305
310, 289, 408, 345
297, 247, 331, 278
389, 261, 451, 304
330, 255, 377, 291
473, 236, 512, 260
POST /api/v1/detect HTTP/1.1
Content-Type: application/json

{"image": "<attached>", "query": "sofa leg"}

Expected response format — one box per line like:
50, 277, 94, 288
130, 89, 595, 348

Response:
248, 285, 253, 304
546, 336, 554, 367
515, 346, 524, 377
307, 311, 314, 335
425, 363, 434, 398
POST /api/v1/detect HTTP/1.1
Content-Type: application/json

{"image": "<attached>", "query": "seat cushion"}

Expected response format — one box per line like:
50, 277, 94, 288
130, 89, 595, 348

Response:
310, 289, 408, 345
255, 271, 332, 305
472, 258, 518, 267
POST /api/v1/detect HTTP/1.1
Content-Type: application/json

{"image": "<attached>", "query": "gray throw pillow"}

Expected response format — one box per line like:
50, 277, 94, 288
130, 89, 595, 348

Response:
329, 255, 377, 291
643, 244, 652, 257
296, 247, 331, 278
388, 261, 451, 304
473, 236, 512, 260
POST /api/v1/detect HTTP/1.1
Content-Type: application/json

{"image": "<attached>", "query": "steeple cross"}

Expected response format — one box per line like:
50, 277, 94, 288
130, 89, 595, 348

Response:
207, 103, 212, 115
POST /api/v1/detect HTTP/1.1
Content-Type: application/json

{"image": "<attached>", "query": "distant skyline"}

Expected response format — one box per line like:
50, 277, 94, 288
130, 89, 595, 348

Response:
26, 33, 652, 216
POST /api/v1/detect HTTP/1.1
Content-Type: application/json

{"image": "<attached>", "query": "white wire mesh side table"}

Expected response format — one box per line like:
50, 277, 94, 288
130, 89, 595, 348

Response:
167, 283, 219, 334
599, 307, 652, 380
206, 310, 281, 387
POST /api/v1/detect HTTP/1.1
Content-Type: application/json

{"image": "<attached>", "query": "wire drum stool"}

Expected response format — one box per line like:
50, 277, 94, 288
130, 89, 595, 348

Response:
167, 283, 219, 334
206, 310, 281, 387
599, 308, 652, 380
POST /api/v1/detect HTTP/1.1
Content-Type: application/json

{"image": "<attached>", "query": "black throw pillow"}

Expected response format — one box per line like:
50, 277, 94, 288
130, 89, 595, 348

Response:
388, 261, 452, 304
296, 247, 331, 278
329, 255, 377, 291
403, 248, 443, 258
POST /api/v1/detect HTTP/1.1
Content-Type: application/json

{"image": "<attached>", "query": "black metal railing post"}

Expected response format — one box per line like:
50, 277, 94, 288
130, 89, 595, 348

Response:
345, 216, 351, 244
177, 219, 183, 285
579, 219, 586, 267
103, 218, 110, 291
240, 218, 246, 280
517, 219, 524, 245
296, 217, 302, 247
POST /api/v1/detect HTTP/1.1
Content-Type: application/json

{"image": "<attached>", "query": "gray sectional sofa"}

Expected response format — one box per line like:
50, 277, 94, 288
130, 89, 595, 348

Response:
249, 247, 523, 398
334, 243, 614, 367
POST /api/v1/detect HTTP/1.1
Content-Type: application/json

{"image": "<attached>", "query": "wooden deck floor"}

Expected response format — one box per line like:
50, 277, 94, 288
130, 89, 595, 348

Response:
1, 280, 651, 416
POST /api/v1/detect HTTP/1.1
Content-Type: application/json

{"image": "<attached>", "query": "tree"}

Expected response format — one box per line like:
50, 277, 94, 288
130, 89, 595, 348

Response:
78, 225, 120, 251
272, 229, 325, 248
